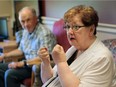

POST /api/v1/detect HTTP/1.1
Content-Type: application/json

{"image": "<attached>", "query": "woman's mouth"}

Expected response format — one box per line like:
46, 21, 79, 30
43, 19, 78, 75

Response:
70, 37, 75, 40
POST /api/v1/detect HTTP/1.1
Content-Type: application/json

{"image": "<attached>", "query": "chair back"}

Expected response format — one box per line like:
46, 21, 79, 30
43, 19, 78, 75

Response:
102, 39, 116, 63
52, 19, 71, 52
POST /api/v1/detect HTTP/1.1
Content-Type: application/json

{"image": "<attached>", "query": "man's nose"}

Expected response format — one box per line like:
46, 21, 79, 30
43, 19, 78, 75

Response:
24, 22, 28, 27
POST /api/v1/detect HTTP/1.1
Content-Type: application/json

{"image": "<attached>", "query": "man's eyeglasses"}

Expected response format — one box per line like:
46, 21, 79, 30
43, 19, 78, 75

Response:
63, 25, 85, 32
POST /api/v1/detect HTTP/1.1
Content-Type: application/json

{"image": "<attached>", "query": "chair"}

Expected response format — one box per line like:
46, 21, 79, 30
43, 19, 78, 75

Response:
22, 73, 34, 87
102, 39, 116, 63
52, 19, 71, 52
22, 19, 71, 87
19, 19, 71, 87
28, 19, 71, 87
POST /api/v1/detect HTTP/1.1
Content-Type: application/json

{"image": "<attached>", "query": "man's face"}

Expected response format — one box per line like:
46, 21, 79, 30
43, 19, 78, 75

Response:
19, 9, 37, 33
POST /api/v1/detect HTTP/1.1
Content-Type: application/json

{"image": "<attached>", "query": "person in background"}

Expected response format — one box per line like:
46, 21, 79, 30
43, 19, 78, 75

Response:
38, 5, 116, 87
0, 6, 56, 87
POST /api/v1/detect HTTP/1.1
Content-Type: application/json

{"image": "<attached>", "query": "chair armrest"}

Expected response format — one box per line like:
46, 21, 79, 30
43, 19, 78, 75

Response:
0, 40, 24, 63
3, 54, 24, 63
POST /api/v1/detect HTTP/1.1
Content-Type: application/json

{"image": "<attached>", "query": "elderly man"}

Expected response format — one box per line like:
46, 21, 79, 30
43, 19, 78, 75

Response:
0, 7, 56, 87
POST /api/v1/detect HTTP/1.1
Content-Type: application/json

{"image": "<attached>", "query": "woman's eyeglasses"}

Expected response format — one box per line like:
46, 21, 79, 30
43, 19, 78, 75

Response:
63, 25, 85, 32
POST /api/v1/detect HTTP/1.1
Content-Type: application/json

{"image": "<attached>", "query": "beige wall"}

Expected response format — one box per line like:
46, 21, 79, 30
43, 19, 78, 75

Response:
0, 0, 14, 40
0, 1, 13, 16
15, 1, 39, 16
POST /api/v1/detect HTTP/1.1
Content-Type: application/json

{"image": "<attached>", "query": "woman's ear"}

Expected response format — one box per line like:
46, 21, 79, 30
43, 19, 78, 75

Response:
89, 25, 95, 36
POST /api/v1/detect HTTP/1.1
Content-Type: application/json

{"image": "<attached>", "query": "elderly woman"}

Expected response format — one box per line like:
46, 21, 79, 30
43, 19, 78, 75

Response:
38, 5, 116, 87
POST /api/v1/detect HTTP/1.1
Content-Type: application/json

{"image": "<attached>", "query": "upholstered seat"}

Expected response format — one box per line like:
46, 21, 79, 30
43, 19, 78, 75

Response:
102, 39, 116, 63
22, 78, 32, 87
22, 72, 34, 87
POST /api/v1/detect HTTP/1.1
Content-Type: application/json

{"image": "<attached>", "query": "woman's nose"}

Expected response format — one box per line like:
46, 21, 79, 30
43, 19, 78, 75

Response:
67, 27, 74, 33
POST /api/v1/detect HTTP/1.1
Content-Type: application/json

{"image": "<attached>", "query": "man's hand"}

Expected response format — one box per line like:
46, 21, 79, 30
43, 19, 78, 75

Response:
8, 61, 24, 69
0, 54, 4, 62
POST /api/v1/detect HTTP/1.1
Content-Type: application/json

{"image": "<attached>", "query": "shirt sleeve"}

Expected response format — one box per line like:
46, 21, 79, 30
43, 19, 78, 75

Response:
39, 27, 56, 53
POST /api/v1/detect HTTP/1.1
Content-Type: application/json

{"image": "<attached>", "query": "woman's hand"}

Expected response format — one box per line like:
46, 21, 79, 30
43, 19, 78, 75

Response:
38, 47, 50, 65
52, 44, 67, 65
38, 47, 54, 83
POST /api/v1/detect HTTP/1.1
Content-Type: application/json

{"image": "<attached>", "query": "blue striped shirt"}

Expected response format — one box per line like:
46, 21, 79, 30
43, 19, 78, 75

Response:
18, 23, 56, 60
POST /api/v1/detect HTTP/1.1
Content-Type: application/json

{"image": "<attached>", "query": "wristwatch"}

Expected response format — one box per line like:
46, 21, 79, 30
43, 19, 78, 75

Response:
23, 60, 28, 66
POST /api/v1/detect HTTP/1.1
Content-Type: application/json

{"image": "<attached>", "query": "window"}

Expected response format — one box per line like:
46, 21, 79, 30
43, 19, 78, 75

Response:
0, 17, 8, 40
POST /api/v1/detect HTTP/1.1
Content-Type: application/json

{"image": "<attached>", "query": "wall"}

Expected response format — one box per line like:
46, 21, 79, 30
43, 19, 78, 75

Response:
0, 0, 116, 40
44, 0, 116, 25
0, 0, 14, 40
15, 0, 39, 16
97, 23, 116, 40
43, 0, 116, 40
0, 0, 38, 40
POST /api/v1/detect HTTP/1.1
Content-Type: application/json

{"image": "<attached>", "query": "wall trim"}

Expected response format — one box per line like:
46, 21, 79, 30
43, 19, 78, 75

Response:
98, 23, 116, 34
41, 16, 116, 34
0, 14, 10, 18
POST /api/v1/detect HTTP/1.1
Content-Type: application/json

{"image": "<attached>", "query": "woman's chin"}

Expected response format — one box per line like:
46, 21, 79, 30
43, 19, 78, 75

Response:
69, 42, 75, 46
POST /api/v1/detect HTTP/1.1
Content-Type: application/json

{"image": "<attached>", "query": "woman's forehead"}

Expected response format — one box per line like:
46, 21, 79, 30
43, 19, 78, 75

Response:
65, 15, 83, 25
